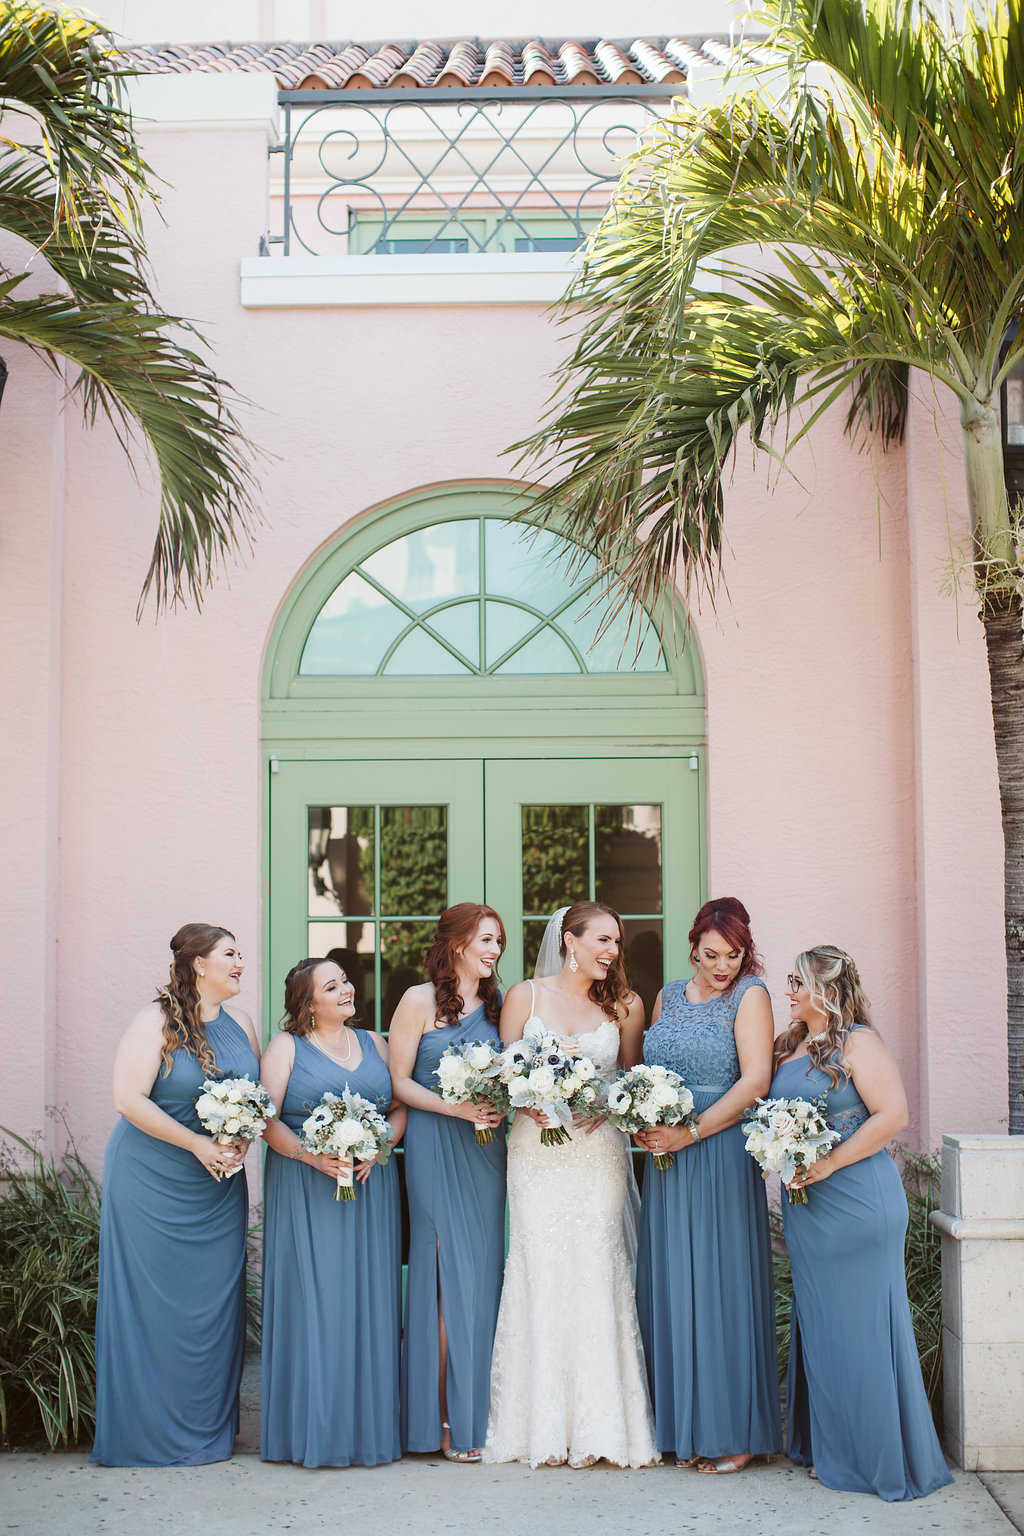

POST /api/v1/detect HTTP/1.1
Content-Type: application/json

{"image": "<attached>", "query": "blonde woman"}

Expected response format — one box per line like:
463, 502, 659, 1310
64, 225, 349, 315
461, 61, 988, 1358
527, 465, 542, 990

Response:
772, 946, 951, 1500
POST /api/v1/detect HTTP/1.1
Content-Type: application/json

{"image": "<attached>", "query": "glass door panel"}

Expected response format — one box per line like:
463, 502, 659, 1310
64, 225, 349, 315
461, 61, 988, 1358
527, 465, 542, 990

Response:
269, 761, 484, 1035
484, 759, 700, 1021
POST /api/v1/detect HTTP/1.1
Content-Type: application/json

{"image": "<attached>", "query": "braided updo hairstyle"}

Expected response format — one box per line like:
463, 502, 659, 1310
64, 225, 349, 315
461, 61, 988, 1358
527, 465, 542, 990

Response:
155, 923, 233, 1077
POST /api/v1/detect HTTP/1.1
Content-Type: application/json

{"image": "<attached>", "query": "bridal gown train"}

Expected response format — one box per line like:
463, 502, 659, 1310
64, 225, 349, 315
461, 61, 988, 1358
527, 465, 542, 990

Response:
483, 1011, 659, 1469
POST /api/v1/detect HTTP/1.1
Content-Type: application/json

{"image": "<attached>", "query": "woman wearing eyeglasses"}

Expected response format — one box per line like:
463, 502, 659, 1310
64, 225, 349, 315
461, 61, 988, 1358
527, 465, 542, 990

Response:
772, 946, 951, 1500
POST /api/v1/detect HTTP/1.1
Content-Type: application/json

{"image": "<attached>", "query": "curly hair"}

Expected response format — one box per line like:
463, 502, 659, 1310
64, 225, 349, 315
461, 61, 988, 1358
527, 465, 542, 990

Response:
155, 923, 233, 1077
423, 904, 506, 1030
688, 897, 764, 985
772, 945, 875, 1088
561, 901, 633, 1021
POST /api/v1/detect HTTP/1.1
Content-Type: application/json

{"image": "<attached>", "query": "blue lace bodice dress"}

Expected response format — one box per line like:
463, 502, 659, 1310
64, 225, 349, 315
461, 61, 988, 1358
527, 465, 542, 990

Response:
260, 1030, 402, 1467
772, 1043, 952, 1500
401, 1003, 507, 1455
636, 974, 782, 1461
92, 1009, 258, 1466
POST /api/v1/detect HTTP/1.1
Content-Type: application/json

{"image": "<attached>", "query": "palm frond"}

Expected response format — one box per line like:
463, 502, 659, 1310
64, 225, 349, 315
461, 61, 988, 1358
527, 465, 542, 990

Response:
0, 3, 259, 613
517, 0, 1023, 612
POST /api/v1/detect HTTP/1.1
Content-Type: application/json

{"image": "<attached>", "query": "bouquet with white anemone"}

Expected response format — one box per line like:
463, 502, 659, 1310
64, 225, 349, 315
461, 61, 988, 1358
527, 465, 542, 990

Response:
299, 1086, 394, 1201
741, 1095, 840, 1204
497, 1030, 602, 1147
194, 1076, 276, 1176
434, 1038, 509, 1143
603, 1064, 695, 1170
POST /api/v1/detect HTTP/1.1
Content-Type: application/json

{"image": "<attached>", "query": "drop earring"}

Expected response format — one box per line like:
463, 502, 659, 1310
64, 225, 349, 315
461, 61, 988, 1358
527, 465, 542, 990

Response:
569, 951, 578, 974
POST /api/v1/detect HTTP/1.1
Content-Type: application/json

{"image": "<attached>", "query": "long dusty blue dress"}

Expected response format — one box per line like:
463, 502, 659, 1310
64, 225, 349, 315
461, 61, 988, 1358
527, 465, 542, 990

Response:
261, 1030, 401, 1467
92, 1008, 257, 1466
402, 1003, 507, 1454
636, 975, 782, 1461
773, 1043, 952, 1500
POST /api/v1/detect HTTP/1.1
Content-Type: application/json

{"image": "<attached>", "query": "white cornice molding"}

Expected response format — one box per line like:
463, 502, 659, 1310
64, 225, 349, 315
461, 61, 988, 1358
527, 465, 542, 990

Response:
127, 74, 281, 142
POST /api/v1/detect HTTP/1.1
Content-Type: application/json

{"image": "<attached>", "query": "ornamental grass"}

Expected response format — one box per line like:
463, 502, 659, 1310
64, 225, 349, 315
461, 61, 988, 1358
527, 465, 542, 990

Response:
0, 1129, 101, 1448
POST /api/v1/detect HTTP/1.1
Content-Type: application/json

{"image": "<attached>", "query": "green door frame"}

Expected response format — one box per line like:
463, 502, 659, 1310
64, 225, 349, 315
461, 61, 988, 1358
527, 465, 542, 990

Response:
261, 481, 707, 1041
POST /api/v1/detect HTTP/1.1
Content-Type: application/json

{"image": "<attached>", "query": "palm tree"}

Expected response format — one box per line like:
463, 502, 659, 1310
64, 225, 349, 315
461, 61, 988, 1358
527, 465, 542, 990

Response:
0, 3, 256, 612
521, 0, 1024, 1129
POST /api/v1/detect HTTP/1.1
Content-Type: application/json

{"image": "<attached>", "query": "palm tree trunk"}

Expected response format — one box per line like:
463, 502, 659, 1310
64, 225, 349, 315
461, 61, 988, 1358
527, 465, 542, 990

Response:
981, 594, 1024, 1133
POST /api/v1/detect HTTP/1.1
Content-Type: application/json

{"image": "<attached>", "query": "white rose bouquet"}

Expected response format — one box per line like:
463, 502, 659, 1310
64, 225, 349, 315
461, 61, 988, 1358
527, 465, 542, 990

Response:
299, 1086, 394, 1201
603, 1063, 695, 1170
194, 1076, 277, 1175
497, 1031, 602, 1147
741, 1095, 840, 1204
433, 1039, 509, 1143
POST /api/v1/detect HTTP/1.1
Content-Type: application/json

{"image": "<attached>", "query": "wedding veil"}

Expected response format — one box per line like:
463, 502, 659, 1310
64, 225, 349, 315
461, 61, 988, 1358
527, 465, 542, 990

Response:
533, 905, 569, 980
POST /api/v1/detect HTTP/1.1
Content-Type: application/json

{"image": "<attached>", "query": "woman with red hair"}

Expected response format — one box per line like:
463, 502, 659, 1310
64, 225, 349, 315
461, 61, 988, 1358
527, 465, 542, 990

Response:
389, 903, 508, 1462
635, 897, 781, 1473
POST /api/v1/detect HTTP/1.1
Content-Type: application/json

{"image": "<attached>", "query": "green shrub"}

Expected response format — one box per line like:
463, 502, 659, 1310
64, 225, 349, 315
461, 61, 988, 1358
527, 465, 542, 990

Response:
771, 1146, 943, 1429
0, 1130, 101, 1448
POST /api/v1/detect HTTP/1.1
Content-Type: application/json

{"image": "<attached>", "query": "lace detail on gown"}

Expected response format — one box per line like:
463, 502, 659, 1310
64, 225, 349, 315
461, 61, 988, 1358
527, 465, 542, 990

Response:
483, 1013, 659, 1469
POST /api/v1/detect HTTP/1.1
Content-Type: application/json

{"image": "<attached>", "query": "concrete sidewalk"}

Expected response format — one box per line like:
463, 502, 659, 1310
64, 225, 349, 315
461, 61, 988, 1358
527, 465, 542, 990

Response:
4, 1451, 1023, 1536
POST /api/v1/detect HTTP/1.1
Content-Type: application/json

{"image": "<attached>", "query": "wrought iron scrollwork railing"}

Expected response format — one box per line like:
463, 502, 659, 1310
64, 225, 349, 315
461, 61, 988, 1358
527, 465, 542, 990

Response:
264, 86, 675, 258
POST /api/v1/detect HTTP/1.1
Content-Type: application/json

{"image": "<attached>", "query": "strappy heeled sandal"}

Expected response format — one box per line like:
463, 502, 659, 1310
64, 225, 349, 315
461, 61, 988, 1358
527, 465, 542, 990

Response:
441, 1421, 481, 1463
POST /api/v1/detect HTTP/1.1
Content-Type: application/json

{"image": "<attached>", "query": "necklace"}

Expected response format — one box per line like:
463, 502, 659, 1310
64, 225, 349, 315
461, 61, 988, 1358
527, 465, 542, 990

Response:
310, 1027, 355, 1065
805, 1029, 830, 1044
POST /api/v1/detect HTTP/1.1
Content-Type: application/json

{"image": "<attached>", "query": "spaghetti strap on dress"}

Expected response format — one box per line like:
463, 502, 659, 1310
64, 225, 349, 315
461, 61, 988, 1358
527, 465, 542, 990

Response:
483, 995, 658, 1468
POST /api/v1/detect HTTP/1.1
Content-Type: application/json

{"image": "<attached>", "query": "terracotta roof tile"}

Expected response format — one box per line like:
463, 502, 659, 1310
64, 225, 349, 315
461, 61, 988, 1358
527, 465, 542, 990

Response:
122, 37, 736, 92
436, 40, 481, 86
480, 40, 518, 86
521, 40, 558, 87
558, 41, 600, 84
595, 39, 643, 84
391, 40, 446, 87
629, 39, 685, 83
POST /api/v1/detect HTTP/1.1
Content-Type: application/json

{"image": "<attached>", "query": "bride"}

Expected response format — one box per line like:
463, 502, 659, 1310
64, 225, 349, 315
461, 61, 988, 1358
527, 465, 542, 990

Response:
483, 901, 659, 1469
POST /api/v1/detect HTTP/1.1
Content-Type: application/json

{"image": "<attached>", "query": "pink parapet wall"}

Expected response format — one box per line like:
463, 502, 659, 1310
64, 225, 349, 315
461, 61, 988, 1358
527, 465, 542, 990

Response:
0, 77, 1009, 1165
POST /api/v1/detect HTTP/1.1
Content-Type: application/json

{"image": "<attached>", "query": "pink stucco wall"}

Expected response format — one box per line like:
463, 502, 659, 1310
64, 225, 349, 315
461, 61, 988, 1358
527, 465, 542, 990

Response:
0, 101, 1008, 1167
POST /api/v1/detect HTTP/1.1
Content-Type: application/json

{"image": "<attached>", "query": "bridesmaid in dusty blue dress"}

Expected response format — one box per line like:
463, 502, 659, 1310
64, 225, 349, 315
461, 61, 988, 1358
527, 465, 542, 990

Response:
635, 897, 781, 1472
92, 924, 260, 1466
774, 945, 952, 1500
260, 956, 405, 1467
390, 903, 508, 1461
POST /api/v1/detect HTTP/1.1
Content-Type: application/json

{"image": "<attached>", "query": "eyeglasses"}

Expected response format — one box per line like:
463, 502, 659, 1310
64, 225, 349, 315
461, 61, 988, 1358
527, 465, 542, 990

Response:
786, 974, 804, 992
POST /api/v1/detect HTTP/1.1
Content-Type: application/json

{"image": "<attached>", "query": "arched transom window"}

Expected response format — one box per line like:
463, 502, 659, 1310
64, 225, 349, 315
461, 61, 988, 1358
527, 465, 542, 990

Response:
299, 517, 666, 677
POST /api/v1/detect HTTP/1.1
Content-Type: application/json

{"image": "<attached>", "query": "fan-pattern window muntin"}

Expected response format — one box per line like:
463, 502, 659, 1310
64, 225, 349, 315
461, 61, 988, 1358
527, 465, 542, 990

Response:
299, 517, 667, 678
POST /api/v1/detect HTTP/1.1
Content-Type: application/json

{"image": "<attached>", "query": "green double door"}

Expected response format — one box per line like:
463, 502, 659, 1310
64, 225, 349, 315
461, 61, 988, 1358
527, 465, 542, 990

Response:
268, 756, 701, 1035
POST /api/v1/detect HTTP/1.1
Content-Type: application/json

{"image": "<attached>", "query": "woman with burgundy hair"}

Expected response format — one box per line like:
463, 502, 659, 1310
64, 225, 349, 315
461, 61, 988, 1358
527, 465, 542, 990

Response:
389, 902, 508, 1462
635, 897, 781, 1473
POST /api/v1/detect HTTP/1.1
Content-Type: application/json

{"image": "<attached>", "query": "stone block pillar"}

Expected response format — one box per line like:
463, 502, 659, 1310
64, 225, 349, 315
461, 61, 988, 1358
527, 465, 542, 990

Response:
932, 1134, 1024, 1469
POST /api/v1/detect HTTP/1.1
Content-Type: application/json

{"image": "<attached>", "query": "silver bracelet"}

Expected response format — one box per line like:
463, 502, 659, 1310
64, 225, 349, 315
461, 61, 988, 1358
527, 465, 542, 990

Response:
690, 1120, 702, 1142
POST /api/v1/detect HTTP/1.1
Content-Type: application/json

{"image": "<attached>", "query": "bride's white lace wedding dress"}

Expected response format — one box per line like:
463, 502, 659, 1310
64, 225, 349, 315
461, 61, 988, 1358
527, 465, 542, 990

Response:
483, 1007, 659, 1468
